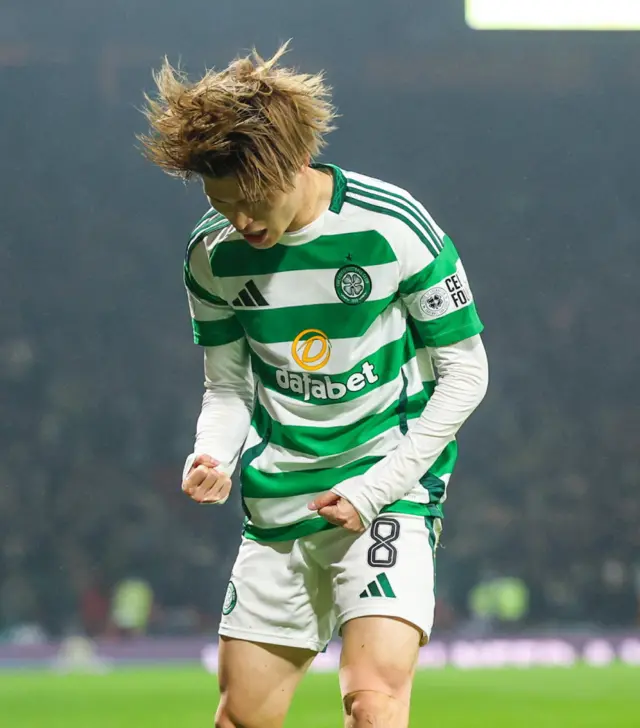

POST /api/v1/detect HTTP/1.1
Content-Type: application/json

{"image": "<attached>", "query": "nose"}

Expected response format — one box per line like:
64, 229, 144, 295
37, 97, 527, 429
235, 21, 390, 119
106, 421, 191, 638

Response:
229, 210, 253, 232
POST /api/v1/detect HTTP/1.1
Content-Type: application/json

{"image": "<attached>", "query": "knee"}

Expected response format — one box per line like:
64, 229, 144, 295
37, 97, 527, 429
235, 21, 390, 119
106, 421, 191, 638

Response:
344, 690, 405, 727
214, 705, 239, 728
214, 711, 237, 728
214, 697, 246, 728
215, 694, 282, 728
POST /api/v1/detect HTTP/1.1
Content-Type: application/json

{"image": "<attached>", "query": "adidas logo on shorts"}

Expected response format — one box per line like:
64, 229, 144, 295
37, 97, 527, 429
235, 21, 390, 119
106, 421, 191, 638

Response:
359, 573, 396, 599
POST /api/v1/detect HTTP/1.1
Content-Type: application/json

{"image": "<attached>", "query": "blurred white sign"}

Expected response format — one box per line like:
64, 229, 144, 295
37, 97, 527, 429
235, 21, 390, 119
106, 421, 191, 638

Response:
466, 0, 640, 30
202, 638, 640, 673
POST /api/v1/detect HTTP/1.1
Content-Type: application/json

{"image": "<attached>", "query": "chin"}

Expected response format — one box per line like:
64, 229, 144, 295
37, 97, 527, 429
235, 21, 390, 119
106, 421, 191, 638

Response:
252, 235, 278, 249
248, 239, 274, 249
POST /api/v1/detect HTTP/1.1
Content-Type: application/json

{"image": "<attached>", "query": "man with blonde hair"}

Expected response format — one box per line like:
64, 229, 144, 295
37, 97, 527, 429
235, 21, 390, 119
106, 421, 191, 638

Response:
141, 43, 488, 728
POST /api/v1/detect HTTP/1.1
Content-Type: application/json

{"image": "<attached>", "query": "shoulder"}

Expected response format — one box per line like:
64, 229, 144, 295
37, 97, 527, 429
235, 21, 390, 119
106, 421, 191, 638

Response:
343, 170, 434, 219
184, 209, 238, 304
344, 169, 418, 200
342, 170, 446, 268
186, 209, 236, 264
185, 209, 245, 276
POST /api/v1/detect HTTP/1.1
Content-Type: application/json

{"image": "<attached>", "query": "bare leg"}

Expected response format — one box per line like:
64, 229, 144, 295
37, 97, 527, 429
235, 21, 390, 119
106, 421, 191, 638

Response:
339, 616, 420, 728
215, 636, 316, 728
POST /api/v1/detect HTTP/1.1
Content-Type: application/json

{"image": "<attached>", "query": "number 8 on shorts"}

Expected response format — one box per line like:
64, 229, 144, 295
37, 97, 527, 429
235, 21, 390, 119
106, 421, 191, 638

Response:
367, 517, 400, 568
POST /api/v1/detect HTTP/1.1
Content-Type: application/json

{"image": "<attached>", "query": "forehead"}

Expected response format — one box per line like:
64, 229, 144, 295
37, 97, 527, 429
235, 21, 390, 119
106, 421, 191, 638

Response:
202, 176, 244, 202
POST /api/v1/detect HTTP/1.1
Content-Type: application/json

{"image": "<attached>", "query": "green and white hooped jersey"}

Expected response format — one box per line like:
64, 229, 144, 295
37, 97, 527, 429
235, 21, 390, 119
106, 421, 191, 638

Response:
184, 165, 484, 541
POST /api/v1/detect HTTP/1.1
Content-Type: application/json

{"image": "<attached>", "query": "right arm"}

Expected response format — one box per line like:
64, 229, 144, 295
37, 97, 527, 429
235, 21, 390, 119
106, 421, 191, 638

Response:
183, 339, 254, 483
182, 240, 253, 502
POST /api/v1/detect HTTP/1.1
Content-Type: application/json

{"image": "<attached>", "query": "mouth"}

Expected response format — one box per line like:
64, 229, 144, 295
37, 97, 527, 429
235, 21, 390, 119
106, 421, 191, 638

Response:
242, 230, 269, 246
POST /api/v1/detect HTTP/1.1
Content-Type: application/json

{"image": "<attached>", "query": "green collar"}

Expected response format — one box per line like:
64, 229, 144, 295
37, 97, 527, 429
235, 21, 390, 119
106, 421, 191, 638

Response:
311, 162, 347, 214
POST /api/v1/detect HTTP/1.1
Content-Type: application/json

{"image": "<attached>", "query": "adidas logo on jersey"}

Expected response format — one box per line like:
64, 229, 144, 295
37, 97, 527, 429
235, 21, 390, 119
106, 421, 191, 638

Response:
359, 573, 396, 599
232, 280, 269, 307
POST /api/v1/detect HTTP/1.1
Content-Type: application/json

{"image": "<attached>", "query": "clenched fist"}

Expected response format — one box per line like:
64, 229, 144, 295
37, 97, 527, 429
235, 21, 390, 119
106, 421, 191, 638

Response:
308, 491, 365, 533
182, 454, 231, 505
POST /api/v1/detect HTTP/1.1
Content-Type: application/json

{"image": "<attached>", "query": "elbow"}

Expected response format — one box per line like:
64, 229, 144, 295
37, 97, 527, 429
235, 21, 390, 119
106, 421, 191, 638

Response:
455, 346, 489, 413
471, 346, 490, 409
477, 353, 490, 403
454, 366, 488, 415
202, 384, 254, 412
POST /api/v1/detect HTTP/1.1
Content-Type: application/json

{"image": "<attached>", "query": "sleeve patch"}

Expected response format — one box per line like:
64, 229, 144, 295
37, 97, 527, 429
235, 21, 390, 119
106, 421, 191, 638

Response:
417, 263, 474, 321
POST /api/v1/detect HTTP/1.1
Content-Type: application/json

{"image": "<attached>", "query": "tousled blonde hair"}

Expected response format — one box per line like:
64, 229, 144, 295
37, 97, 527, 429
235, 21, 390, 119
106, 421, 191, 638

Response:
139, 42, 337, 199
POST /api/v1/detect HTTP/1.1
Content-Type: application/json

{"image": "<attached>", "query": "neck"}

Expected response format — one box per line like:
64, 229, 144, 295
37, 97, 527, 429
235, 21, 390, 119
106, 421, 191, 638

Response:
286, 168, 333, 232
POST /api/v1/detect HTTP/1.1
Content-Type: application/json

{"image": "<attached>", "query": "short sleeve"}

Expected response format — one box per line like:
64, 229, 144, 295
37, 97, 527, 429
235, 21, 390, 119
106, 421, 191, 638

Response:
398, 234, 484, 348
184, 239, 244, 347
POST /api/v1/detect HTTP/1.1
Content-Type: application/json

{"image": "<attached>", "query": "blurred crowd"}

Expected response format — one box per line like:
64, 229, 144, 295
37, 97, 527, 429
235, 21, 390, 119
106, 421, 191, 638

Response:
1, 31, 639, 641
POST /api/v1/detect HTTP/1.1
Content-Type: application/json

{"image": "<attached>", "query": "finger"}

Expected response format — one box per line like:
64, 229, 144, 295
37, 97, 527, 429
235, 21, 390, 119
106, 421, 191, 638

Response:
203, 480, 231, 505
201, 476, 232, 504
184, 464, 213, 493
193, 454, 220, 469
182, 464, 211, 494
308, 491, 341, 512
317, 505, 345, 525
204, 486, 230, 505
191, 470, 221, 502
192, 470, 224, 502
344, 518, 365, 534
340, 504, 365, 533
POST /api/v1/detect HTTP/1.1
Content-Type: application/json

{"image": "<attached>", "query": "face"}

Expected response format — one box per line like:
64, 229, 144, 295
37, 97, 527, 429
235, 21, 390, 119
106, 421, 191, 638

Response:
202, 174, 303, 249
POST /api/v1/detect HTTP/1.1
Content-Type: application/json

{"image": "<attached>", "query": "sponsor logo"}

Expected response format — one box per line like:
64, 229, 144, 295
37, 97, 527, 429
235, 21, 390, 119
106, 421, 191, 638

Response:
222, 581, 237, 616
291, 329, 331, 371
279, 327, 377, 401
276, 362, 378, 402
335, 264, 372, 305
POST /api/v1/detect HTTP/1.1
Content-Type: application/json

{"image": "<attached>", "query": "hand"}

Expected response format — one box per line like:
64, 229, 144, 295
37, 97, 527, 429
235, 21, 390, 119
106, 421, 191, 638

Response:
308, 491, 365, 533
182, 454, 231, 505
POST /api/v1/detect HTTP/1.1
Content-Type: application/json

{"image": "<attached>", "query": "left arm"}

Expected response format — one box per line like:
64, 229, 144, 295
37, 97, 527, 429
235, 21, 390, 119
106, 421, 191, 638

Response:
313, 209, 488, 529
331, 334, 488, 527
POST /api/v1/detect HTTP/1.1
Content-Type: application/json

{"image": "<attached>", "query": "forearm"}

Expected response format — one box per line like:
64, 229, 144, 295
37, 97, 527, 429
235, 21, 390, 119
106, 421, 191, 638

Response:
333, 335, 489, 525
183, 340, 254, 479
186, 389, 252, 476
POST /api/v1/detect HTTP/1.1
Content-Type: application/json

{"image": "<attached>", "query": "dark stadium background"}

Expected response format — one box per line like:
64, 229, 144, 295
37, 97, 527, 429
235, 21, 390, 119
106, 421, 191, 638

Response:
1, 0, 638, 668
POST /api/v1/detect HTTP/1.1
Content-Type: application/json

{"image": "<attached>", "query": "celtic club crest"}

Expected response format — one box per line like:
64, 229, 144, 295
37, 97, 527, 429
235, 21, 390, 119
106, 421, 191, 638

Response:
222, 581, 237, 616
334, 265, 372, 305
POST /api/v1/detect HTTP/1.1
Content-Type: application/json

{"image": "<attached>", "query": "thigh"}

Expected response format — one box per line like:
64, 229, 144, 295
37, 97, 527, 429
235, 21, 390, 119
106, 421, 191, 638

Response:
339, 616, 420, 728
329, 514, 440, 645
217, 636, 315, 728
219, 536, 333, 652
339, 615, 420, 699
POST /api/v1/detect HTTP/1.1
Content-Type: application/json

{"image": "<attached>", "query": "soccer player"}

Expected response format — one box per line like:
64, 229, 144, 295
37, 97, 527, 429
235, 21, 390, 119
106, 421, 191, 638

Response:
140, 43, 488, 728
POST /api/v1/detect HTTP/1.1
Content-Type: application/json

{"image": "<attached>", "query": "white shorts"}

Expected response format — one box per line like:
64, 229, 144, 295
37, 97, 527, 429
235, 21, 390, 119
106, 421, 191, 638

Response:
219, 513, 441, 652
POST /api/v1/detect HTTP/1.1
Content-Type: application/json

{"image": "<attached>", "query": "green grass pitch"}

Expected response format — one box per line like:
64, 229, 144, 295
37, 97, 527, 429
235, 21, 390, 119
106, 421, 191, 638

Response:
2, 666, 638, 727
